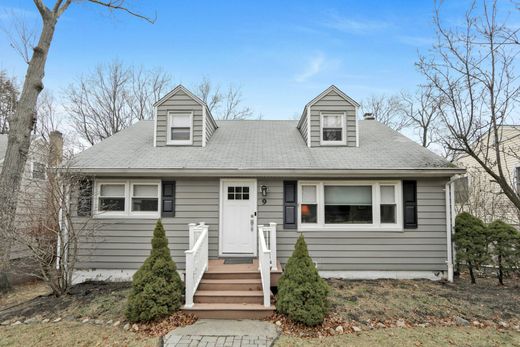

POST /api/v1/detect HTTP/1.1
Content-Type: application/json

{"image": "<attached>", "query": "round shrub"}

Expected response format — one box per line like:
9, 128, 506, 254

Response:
126, 219, 183, 322
277, 234, 329, 326
488, 220, 520, 285
454, 212, 489, 284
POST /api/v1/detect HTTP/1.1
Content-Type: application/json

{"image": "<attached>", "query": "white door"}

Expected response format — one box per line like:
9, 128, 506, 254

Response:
220, 179, 257, 255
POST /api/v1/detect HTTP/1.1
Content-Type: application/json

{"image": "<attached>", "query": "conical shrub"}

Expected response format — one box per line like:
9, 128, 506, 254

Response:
126, 220, 183, 322
277, 234, 329, 326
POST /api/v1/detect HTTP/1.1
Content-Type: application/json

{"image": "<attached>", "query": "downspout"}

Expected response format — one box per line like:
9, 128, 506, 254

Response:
445, 179, 455, 282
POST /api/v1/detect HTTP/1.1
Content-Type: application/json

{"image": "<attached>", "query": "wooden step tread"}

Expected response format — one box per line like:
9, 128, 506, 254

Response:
183, 303, 275, 311
200, 278, 262, 284
195, 290, 264, 297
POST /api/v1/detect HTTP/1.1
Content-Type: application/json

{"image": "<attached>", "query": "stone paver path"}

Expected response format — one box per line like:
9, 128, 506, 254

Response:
163, 319, 279, 347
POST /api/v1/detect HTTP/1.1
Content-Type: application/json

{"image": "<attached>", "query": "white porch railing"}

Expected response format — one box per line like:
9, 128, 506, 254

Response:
259, 222, 277, 271
184, 222, 209, 308
258, 225, 272, 307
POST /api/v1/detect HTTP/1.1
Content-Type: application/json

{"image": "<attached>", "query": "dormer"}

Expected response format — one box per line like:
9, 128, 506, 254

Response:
297, 85, 359, 147
153, 85, 218, 147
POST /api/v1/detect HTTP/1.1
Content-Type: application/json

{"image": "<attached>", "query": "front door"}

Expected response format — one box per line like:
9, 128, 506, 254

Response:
220, 179, 257, 255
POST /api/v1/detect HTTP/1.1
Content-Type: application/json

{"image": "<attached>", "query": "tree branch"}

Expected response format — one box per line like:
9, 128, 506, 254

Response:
87, 0, 156, 23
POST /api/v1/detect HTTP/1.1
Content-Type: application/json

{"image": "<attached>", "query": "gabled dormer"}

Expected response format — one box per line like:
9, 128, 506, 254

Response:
297, 85, 359, 147
153, 85, 218, 147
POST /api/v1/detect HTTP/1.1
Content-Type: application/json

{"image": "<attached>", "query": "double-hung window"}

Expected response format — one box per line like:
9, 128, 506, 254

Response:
98, 183, 126, 213
298, 181, 402, 231
321, 113, 346, 145
167, 112, 193, 145
132, 184, 159, 213
95, 180, 160, 217
301, 185, 318, 224
32, 162, 46, 180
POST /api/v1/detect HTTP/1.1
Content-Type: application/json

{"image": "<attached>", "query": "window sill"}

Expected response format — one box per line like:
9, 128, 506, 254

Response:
166, 140, 193, 146
93, 213, 160, 219
298, 225, 404, 233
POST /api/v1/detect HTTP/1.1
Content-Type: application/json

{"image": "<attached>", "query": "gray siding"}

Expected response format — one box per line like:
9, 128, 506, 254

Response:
310, 90, 357, 147
75, 176, 449, 273
298, 112, 308, 145
259, 178, 448, 272
156, 90, 204, 147
74, 178, 220, 270
205, 112, 218, 145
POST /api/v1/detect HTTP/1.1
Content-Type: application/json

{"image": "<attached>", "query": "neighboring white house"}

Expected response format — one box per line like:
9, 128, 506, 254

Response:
0, 132, 63, 260
456, 125, 520, 227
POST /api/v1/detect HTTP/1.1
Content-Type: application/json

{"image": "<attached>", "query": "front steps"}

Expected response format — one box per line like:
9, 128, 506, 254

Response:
182, 259, 277, 319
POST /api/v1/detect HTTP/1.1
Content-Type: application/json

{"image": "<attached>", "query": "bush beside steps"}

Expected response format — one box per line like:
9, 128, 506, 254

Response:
126, 219, 183, 323
276, 234, 329, 326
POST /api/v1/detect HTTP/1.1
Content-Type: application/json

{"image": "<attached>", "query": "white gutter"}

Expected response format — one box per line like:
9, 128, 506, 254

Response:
65, 168, 466, 177
445, 179, 456, 282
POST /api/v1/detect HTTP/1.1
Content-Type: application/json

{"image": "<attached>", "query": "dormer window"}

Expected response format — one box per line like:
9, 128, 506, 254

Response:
167, 112, 193, 145
320, 113, 346, 145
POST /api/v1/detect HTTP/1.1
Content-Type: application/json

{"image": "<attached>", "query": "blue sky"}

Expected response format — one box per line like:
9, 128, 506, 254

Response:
0, 0, 469, 119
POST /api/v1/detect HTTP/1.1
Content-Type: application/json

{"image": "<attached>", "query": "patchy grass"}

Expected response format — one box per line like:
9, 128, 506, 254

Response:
276, 327, 520, 347
0, 281, 130, 323
0, 281, 50, 310
328, 275, 520, 327
0, 322, 158, 347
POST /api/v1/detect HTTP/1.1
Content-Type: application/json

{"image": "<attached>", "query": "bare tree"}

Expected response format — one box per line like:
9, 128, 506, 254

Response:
0, 71, 18, 134
194, 79, 253, 120
400, 84, 442, 148
0, 0, 154, 293
197, 77, 222, 112
66, 61, 172, 145
11, 146, 103, 295
418, 0, 520, 212
129, 66, 172, 121
34, 89, 61, 141
360, 94, 409, 131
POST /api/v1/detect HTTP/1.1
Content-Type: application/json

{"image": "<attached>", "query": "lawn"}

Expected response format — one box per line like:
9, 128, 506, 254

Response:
1, 276, 519, 346
276, 327, 520, 347
0, 321, 158, 347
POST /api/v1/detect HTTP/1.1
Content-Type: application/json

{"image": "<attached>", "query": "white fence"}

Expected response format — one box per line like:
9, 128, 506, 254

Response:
259, 222, 277, 271
184, 222, 209, 308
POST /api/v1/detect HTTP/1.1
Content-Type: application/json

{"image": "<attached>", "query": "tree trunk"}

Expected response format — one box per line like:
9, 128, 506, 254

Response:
468, 261, 476, 284
497, 254, 504, 286
0, 14, 58, 292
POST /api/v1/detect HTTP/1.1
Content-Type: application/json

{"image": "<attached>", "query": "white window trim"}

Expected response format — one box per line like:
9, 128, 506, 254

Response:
320, 112, 347, 146
297, 180, 403, 232
94, 179, 161, 219
167, 111, 193, 145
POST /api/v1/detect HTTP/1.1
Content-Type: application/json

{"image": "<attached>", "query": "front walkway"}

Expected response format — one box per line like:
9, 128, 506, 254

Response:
163, 319, 280, 347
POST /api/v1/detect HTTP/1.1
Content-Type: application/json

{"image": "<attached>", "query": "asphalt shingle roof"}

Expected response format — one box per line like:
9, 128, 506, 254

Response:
70, 120, 457, 173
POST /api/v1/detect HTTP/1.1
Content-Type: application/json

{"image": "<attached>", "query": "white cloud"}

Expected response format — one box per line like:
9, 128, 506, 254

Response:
294, 53, 326, 83
322, 13, 392, 34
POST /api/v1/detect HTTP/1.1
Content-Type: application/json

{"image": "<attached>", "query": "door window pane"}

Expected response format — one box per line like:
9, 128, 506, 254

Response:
301, 185, 318, 224
324, 186, 372, 224
227, 186, 249, 200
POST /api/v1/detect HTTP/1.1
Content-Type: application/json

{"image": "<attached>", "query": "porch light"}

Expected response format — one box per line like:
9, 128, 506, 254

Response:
261, 185, 269, 197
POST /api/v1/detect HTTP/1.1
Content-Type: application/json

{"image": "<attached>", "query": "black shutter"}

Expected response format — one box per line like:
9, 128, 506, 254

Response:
403, 180, 417, 229
162, 181, 176, 218
283, 181, 297, 229
77, 178, 93, 217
